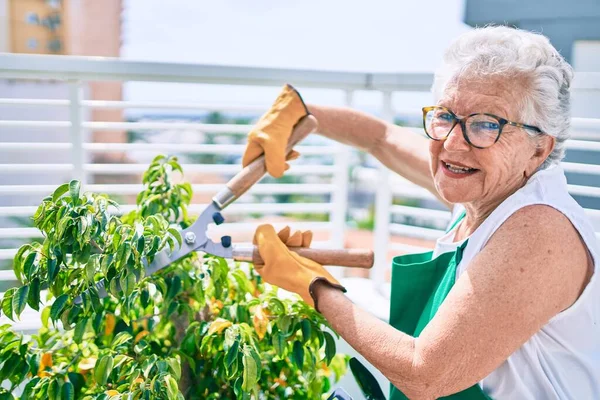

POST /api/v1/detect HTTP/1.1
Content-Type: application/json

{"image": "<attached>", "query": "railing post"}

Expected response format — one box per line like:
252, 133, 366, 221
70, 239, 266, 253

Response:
371, 91, 393, 292
69, 80, 86, 186
330, 90, 353, 248
326, 90, 353, 279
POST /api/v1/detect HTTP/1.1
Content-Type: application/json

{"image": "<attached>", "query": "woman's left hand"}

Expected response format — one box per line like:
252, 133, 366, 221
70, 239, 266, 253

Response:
252, 224, 346, 310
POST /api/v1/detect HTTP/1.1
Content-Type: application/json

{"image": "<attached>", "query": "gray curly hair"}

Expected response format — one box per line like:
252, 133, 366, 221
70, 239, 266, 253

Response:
432, 26, 574, 169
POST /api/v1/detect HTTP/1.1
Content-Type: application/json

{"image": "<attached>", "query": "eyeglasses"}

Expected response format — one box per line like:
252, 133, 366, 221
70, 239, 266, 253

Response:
422, 106, 542, 149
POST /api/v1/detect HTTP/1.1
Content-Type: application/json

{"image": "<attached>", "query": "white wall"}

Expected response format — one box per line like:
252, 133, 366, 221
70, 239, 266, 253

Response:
571, 41, 600, 119
573, 41, 600, 72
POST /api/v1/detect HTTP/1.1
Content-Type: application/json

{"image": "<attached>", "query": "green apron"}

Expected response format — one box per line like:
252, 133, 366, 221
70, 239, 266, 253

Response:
389, 212, 491, 400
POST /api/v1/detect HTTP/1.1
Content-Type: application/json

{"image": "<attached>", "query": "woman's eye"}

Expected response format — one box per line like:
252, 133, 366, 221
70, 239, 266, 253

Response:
473, 121, 499, 131
439, 113, 453, 121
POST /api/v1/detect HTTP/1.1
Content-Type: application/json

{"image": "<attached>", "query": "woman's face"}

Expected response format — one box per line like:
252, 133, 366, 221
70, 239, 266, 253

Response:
429, 77, 552, 209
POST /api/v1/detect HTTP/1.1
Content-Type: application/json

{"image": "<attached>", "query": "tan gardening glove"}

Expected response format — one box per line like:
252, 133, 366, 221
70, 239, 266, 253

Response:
253, 224, 346, 312
242, 84, 309, 178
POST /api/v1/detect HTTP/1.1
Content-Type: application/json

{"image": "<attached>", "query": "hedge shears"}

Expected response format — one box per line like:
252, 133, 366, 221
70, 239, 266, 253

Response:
76, 116, 374, 303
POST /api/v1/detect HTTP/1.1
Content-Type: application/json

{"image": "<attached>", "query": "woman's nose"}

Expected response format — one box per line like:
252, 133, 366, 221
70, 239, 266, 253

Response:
443, 123, 471, 152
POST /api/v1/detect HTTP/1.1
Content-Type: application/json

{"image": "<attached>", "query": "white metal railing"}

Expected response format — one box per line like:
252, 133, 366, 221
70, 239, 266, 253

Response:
0, 53, 599, 330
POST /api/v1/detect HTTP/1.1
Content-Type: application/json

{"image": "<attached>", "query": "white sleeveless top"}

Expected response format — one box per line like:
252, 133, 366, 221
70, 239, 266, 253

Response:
432, 165, 600, 399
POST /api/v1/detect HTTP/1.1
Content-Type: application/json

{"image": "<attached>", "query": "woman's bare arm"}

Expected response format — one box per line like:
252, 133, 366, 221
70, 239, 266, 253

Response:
307, 104, 444, 205
313, 205, 591, 399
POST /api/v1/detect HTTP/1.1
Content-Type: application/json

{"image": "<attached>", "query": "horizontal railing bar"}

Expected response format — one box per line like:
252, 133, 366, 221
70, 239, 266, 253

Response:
0, 183, 335, 195
0, 143, 71, 150
391, 184, 438, 201
84, 100, 266, 112
83, 121, 252, 132
571, 117, 600, 131
0, 249, 16, 260
388, 242, 433, 254
0, 163, 336, 175
0, 270, 17, 281
0, 143, 337, 155
0, 228, 41, 239
0, 120, 70, 128
390, 205, 451, 221
0, 98, 68, 107
207, 221, 332, 233
0, 164, 72, 172
82, 143, 337, 155
389, 223, 446, 242
561, 162, 600, 175
0, 207, 38, 216
566, 140, 600, 151
0, 53, 435, 92
568, 184, 600, 198
0, 99, 264, 112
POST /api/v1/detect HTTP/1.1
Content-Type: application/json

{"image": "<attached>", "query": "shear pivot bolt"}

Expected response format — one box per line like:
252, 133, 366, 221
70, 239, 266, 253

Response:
184, 232, 196, 245
221, 235, 232, 248
212, 212, 225, 225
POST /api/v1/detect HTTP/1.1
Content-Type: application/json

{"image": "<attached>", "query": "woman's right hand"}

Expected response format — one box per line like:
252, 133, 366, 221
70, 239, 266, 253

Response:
242, 84, 309, 178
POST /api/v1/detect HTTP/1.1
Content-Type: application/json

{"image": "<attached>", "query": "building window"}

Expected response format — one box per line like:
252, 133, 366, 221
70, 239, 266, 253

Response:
26, 13, 39, 25
47, 39, 62, 53
27, 38, 39, 49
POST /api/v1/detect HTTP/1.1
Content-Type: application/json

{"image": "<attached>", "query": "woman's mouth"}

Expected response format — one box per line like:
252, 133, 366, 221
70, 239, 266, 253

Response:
441, 161, 479, 177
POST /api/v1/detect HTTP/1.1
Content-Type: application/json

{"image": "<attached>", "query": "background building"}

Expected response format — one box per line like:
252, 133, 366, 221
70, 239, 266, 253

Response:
0, 0, 125, 193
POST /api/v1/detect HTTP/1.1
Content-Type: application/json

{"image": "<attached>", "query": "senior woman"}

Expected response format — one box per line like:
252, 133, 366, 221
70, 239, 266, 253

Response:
243, 26, 599, 399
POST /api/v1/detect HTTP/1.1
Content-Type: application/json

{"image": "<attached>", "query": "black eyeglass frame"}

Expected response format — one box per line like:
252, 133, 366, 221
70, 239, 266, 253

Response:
422, 106, 543, 149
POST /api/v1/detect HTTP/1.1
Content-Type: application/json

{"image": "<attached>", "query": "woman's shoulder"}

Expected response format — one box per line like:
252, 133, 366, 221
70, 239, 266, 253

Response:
486, 204, 593, 311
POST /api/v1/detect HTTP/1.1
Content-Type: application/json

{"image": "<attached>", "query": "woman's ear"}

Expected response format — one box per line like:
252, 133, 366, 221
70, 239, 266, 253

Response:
526, 134, 555, 177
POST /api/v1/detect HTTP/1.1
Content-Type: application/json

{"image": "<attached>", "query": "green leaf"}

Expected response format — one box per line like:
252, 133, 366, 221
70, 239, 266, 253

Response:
167, 276, 181, 301
140, 289, 150, 308
41, 306, 51, 328
69, 180, 81, 204
85, 260, 96, 282
50, 294, 69, 321
120, 272, 135, 297
165, 375, 179, 399
323, 331, 336, 365
276, 315, 292, 336
22, 251, 37, 280
301, 319, 312, 344
1, 288, 15, 320
226, 339, 240, 369
61, 381, 75, 400
27, 277, 40, 311
119, 243, 132, 268
241, 346, 258, 392
292, 340, 304, 369
272, 332, 286, 357
13, 285, 29, 318
94, 355, 114, 386
67, 372, 85, 397
231, 269, 254, 294
47, 379, 59, 400
12, 245, 31, 283
349, 357, 386, 400
47, 257, 58, 283
52, 183, 70, 202
168, 228, 182, 248
267, 297, 285, 314
166, 358, 181, 381
74, 317, 88, 343
111, 331, 133, 348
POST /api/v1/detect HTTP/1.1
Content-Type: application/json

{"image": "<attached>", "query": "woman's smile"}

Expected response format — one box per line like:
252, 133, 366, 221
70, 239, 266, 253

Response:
440, 160, 480, 178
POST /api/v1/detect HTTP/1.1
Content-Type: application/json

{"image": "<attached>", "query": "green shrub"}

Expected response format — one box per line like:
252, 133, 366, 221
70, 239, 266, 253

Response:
0, 155, 347, 399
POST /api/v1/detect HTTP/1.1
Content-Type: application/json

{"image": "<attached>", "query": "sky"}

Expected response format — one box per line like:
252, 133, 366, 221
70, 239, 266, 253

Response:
120, 0, 471, 112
